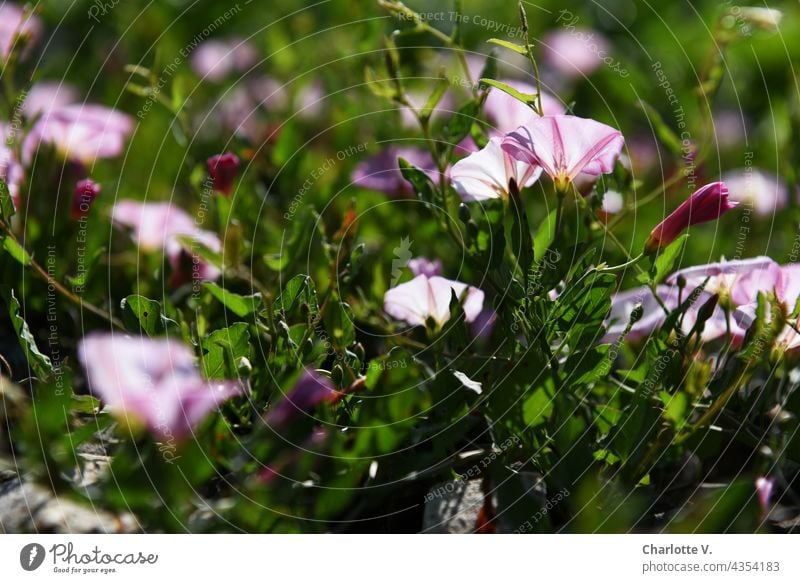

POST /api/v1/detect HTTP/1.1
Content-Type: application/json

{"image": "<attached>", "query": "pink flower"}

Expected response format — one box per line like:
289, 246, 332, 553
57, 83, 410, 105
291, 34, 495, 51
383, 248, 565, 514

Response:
71, 178, 101, 220
295, 80, 327, 120
755, 477, 775, 514
384, 274, 485, 328
78, 334, 247, 440
208, 152, 240, 195
502, 115, 624, 191
191, 38, 257, 82
21, 81, 78, 119
112, 200, 222, 282
408, 257, 443, 277
666, 257, 781, 308
603, 285, 728, 344
23, 104, 134, 164
1, 123, 24, 210
483, 79, 565, 136
0, 3, 42, 62
266, 370, 338, 427
450, 137, 542, 202
722, 169, 787, 216
542, 28, 609, 78
645, 182, 738, 251
352, 147, 439, 195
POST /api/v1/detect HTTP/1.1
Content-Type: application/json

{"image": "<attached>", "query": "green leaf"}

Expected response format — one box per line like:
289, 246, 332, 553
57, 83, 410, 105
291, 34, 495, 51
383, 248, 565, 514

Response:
1, 236, 31, 266
0, 178, 15, 221
564, 345, 612, 386
276, 274, 318, 318
421, 76, 449, 121
645, 233, 688, 284
478, 78, 538, 107
638, 101, 684, 158
203, 282, 261, 317
522, 386, 554, 427
398, 158, 437, 205
487, 38, 529, 56
443, 101, 480, 144
66, 247, 106, 290
533, 209, 558, 264
0, 286, 53, 379
120, 295, 162, 336
324, 298, 356, 348
200, 322, 251, 379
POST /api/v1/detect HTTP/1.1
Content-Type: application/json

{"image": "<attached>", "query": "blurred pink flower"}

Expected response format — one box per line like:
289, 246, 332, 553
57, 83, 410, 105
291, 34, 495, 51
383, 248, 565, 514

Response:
667, 257, 781, 307
191, 38, 257, 82
208, 152, 240, 195
542, 28, 609, 78
266, 370, 338, 427
112, 200, 222, 282
451, 136, 541, 201
213, 76, 288, 141
600, 189, 624, 216
722, 169, 787, 216
0, 3, 42, 62
483, 79, 565, 136
0, 123, 24, 210
408, 257, 443, 277
603, 284, 728, 344
21, 81, 79, 119
384, 274, 484, 328
78, 334, 247, 440
295, 80, 327, 120
645, 182, 737, 251
712, 111, 746, 149
352, 146, 439, 195
23, 104, 134, 164
755, 477, 775, 514
71, 178, 101, 219
502, 115, 624, 191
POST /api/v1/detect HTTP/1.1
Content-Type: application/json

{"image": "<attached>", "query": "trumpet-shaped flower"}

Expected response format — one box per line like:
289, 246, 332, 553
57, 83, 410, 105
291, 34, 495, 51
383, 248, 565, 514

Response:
23, 104, 134, 165
112, 200, 222, 282
78, 334, 247, 440
21, 82, 78, 119
666, 256, 781, 308
645, 182, 738, 251
502, 115, 624, 191
384, 274, 484, 328
451, 137, 541, 202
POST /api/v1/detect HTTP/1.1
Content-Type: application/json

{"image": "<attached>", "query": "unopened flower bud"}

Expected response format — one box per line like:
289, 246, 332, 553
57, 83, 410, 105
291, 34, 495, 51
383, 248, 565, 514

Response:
71, 178, 101, 219
207, 152, 240, 195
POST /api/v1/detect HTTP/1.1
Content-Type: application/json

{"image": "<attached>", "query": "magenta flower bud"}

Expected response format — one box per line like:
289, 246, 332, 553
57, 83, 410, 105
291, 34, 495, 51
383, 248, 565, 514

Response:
71, 178, 101, 219
207, 152, 240, 195
645, 182, 738, 252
